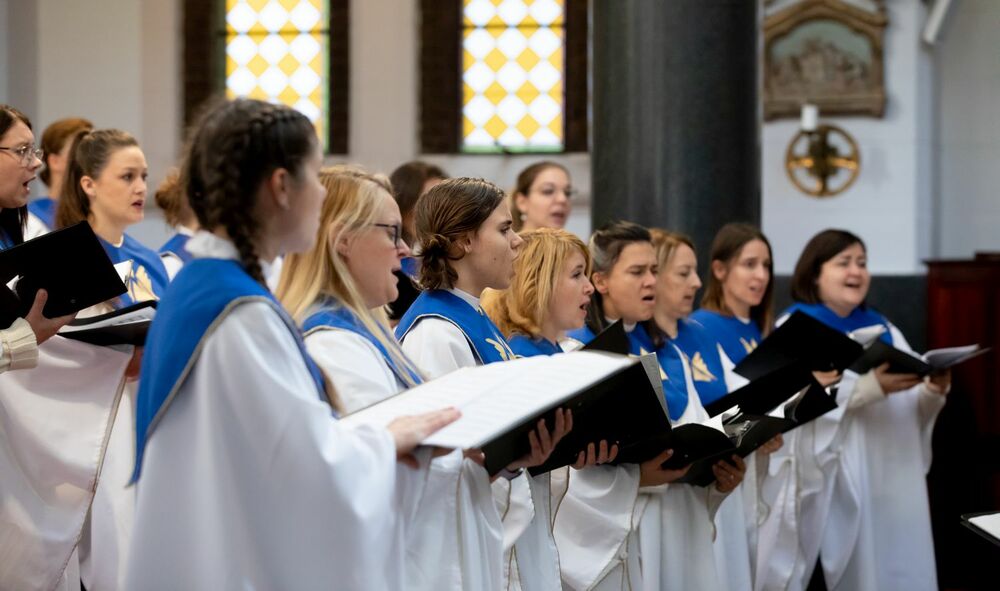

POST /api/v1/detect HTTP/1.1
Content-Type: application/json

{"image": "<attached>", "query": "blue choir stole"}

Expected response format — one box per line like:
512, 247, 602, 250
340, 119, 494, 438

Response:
131, 258, 330, 482
508, 333, 563, 358
158, 232, 195, 265
689, 308, 763, 366
782, 302, 894, 346
100, 234, 170, 307
0, 228, 14, 251
566, 322, 689, 421
395, 290, 515, 365
28, 197, 56, 230
670, 318, 729, 407
400, 256, 419, 280
302, 299, 423, 386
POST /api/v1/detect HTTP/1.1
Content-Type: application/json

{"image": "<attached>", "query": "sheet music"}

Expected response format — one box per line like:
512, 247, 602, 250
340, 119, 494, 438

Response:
848, 325, 886, 347
339, 351, 634, 449
59, 306, 156, 334
969, 512, 1000, 541
923, 344, 988, 369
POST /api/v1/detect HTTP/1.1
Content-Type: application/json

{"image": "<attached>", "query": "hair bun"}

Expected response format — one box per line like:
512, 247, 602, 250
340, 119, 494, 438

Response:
420, 233, 450, 255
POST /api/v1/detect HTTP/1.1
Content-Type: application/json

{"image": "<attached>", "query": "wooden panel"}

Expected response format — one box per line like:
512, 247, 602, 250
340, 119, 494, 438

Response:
925, 259, 1000, 589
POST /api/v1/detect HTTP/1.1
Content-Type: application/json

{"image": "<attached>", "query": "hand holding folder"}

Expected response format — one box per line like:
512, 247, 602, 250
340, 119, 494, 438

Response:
0, 222, 126, 327
340, 351, 671, 476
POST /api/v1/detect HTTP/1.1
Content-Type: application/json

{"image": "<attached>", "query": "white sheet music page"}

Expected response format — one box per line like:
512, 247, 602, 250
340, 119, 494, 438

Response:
339, 351, 634, 449
969, 512, 1000, 541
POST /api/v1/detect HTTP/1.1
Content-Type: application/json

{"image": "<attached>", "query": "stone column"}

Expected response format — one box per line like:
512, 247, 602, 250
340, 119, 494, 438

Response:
591, 0, 760, 270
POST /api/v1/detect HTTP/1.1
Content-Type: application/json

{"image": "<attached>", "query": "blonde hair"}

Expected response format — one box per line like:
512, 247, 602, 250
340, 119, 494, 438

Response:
482, 228, 590, 339
645, 228, 697, 347
276, 165, 424, 388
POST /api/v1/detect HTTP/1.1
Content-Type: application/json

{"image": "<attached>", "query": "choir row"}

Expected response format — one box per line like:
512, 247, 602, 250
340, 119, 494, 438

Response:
0, 99, 945, 591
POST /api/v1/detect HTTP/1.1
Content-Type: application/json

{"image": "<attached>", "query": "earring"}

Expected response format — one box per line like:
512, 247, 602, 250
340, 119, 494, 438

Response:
520, 213, 527, 222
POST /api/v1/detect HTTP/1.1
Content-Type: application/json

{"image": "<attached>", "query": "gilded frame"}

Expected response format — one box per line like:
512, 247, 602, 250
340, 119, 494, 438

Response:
764, 0, 888, 120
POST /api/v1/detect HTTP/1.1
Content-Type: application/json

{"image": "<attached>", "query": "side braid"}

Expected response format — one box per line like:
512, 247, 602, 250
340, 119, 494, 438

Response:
182, 98, 316, 286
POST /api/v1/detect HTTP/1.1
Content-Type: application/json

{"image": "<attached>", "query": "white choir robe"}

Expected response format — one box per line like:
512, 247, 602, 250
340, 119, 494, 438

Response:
755, 320, 944, 591
126, 301, 422, 590
546, 337, 644, 591
24, 211, 49, 240
550, 462, 644, 591
635, 348, 731, 591
714, 345, 770, 591
78, 381, 138, 591
0, 337, 132, 591
306, 327, 504, 591
401, 316, 562, 591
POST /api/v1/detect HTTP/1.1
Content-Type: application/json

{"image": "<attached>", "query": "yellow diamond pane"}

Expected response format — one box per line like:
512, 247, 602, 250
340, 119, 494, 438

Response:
462, 0, 565, 152
226, 0, 329, 148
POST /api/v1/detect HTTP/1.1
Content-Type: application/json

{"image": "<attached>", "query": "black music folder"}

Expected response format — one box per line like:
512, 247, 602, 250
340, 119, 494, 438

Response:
664, 380, 839, 487
849, 341, 991, 376
581, 319, 630, 355
58, 300, 157, 346
0, 222, 126, 326
734, 311, 864, 381
961, 512, 1000, 548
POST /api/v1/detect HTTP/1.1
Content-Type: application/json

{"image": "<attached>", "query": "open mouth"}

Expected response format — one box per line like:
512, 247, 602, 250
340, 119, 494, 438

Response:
641, 294, 655, 304
131, 199, 145, 210
21, 176, 35, 190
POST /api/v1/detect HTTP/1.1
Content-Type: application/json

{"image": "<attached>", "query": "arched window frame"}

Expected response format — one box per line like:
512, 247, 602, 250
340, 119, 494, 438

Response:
183, 0, 349, 155
419, 0, 588, 154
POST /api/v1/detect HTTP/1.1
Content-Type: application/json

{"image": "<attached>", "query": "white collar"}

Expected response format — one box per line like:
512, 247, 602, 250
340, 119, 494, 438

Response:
447, 287, 481, 309
186, 230, 275, 278
177, 225, 196, 237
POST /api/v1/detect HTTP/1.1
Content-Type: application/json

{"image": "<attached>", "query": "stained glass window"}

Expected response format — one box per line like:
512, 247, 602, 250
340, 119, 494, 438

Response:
225, 0, 329, 148
461, 0, 566, 153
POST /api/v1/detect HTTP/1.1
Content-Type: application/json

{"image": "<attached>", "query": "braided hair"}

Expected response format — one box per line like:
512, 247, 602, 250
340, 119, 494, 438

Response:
181, 99, 316, 284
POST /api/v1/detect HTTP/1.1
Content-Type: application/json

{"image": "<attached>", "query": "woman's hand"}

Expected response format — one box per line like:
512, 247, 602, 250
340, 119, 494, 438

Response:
387, 407, 461, 468
506, 409, 573, 472
757, 433, 784, 455
713, 454, 746, 493
571, 440, 619, 470
926, 368, 951, 395
873, 363, 922, 395
125, 346, 144, 380
639, 449, 691, 487
24, 289, 76, 345
812, 370, 841, 388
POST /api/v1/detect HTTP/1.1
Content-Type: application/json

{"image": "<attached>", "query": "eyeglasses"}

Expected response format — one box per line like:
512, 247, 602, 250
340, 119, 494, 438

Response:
0, 145, 43, 167
373, 223, 402, 247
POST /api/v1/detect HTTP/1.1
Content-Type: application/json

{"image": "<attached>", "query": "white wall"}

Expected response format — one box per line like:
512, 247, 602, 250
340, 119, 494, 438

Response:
762, 0, 935, 274
935, 0, 1000, 259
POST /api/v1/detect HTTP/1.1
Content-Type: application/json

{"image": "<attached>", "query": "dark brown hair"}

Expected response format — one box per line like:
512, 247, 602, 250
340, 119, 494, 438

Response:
56, 129, 139, 230
790, 229, 866, 304
154, 168, 195, 227
510, 160, 570, 232
699, 222, 775, 334
0, 105, 32, 244
584, 220, 651, 334
40, 117, 93, 186
182, 98, 316, 284
415, 177, 506, 290
389, 161, 447, 244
